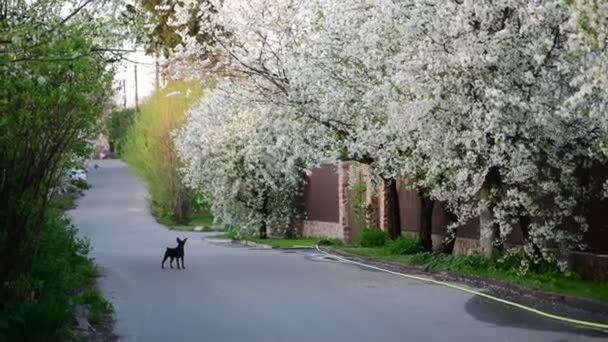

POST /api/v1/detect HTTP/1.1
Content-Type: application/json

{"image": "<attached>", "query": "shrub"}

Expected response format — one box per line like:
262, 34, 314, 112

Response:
70, 179, 91, 190
0, 300, 74, 341
227, 226, 242, 240
75, 290, 113, 325
104, 109, 136, 157
317, 238, 343, 246
387, 236, 421, 255
357, 228, 388, 247
0, 212, 99, 340
122, 81, 205, 225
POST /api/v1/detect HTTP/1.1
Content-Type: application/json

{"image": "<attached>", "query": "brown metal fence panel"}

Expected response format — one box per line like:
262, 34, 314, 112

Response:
304, 164, 340, 223
396, 178, 480, 240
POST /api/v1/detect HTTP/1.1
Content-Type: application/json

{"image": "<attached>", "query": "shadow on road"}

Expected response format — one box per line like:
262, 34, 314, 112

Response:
464, 295, 607, 338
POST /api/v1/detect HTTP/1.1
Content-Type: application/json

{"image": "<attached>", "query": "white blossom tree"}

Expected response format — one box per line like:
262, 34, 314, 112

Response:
175, 83, 323, 238
380, 0, 608, 267
168, 0, 608, 269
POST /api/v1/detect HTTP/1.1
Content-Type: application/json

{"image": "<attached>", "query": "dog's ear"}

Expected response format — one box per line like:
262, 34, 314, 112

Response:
176, 237, 180, 243
183, 238, 187, 242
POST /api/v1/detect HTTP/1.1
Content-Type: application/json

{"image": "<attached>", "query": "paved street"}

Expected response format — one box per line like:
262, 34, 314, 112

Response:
71, 160, 605, 342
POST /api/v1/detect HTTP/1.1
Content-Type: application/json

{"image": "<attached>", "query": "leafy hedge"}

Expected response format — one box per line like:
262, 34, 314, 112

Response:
122, 81, 205, 224
0, 211, 108, 341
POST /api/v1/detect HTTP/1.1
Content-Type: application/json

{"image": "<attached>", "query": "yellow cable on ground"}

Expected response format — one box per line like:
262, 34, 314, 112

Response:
313, 245, 608, 332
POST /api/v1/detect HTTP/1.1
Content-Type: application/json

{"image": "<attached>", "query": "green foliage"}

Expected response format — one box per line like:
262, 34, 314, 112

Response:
0, 2, 116, 324
351, 181, 368, 230
225, 235, 333, 248
0, 300, 74, 341
191, 192, 212, 216
122, 81, 205, 225
335, 245, 608, 302
188, 212, 214, 228
386, 236, 421, 255
169, 211, 216, 231
71, 179, 91, 190
75, 290, 112, 325
138, 0, 219, 56
357, 228, 388, 247
256, 237, 320, 248
0, 212, 101, 340
51, 188, 81, 211
0, 1, 126, 339
104, 109, 136, 157
317, 238, 343, 246
227, 226, 242, 240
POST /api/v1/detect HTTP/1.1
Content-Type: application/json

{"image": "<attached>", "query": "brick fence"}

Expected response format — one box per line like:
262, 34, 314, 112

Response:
301, 161, 608, 280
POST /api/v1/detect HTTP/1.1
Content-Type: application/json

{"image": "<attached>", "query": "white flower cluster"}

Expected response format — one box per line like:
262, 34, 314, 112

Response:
172, 0, 608, 262
175, 81, 328, 235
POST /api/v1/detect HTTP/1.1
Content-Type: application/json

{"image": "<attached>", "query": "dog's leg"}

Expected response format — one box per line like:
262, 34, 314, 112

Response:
181, 256, 185, 269
161, 252, 169, 269
170, 256, 174, 268
177, 256, 181, 269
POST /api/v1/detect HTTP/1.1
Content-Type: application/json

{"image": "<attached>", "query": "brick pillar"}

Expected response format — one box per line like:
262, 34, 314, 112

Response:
338, 161, 352, 243
362, 164, 380, 228
379, 180, 389, 231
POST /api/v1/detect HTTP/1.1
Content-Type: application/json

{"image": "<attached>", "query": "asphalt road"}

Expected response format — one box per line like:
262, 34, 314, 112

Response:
71, 160, 605, 342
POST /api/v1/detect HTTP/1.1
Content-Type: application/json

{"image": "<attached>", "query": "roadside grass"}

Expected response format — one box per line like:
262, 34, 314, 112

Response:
0, 205, 114, 341
188, 212, 215, 228
208, 233, 326, 249
54, 181, 87, 211
247, 237, 321, 248
75, 289, 113, 325
169, 211, 224, 232
330, 245, 608, 304
206, 228, 608, 303
211, 233, 232, 240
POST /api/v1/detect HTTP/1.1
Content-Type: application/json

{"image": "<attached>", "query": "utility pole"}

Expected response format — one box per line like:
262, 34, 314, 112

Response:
155, 55, 160, 91
134, 64, 139, 112
122, 79, 127, 108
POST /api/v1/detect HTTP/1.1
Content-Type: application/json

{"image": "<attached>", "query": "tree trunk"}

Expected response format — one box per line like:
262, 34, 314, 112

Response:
259, 220, 268, 239
419, 192, 434, 252
519, 215, 542, 258
479, 184, 499, 256
479, 167, 501, 257
441, 209, 458, 254
386, 178, 402, 240
479, 184, 495, 256
0, 216, 27, 308
259, 192, 269, 239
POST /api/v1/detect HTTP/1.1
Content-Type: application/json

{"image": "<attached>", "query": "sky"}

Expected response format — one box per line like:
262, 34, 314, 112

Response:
57, 0, 161, 109
113, 50, 162, 109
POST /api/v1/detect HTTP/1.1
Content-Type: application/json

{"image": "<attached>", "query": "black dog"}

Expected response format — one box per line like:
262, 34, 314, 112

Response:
161, 237, 187, 269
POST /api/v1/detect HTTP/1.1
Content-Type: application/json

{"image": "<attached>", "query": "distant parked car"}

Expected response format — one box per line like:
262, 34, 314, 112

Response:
68, 169, 87, 182
99, 150, 113, 159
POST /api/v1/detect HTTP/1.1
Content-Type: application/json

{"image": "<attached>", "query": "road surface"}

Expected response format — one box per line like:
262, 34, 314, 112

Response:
71, 160, 605, 342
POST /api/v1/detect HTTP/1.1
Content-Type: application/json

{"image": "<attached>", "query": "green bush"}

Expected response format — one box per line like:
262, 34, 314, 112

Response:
227, 226, 242, 240
357, 228, 388, 247
70, 179, 91, 190
0, 300, 74, 341
387, 236, 421, 255
122, 81, 205, 225
104, 109, 136, 157
0, 212, 99, 341
75, 290, 112, 325
317, 238, 343, 246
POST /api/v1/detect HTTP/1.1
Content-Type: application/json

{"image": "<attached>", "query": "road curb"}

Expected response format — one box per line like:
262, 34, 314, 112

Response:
321, 247, 608, 327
